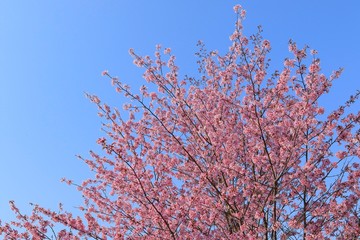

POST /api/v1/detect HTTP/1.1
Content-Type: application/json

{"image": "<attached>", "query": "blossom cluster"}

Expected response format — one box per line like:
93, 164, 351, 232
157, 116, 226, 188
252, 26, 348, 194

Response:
1, 5, 360, 240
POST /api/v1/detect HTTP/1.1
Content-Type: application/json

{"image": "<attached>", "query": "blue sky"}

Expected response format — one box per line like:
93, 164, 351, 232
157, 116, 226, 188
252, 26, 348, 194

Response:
1, 1, 359, 223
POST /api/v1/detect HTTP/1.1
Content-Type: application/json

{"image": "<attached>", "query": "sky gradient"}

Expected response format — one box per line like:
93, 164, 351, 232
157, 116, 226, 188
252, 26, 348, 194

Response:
1, 1, 359, 222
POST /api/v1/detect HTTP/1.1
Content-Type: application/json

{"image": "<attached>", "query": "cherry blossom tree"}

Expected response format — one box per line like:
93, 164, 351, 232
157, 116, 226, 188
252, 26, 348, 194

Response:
1, 5, 360, 239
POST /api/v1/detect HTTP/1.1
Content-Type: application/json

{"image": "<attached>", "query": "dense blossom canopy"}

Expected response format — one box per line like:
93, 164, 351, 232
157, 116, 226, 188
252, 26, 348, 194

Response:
1, 5, 360, 239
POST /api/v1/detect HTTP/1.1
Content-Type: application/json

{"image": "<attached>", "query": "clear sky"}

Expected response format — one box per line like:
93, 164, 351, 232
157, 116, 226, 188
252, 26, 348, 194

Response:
1, 1, 359, 223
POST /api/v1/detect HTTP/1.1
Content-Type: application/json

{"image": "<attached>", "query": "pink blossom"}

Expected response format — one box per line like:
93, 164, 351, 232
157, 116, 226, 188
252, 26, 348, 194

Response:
310, 49, 318, 55
150, 92, 157, 100
262, 40, 271, 49
336, 151, 347, 159
233, 4, 242, 13
317, 107, 325, 115
128, 48, 135, 55
309, 63, 320, 73
101, 70, 109, 76
240, 9, 246, 18
164, 48, 171, 54
284, 58, 295, 67
111, 77, 119, 86
91, 96, 100, 104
